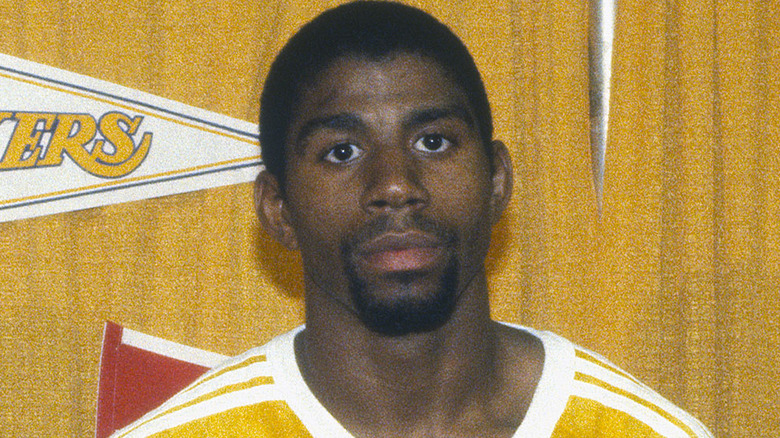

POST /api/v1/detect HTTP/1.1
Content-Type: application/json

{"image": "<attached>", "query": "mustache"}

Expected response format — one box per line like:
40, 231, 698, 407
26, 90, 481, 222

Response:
341, 214, 456, 255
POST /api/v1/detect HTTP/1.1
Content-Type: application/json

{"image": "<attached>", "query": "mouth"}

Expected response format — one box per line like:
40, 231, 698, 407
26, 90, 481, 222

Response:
354, 231, 445, 274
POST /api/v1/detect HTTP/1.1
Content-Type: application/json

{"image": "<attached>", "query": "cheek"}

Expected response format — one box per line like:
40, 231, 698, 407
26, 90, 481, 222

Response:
427, 159, 494, 223
424, 160, 495, 258
285, 177, 359, 253
284, 185, 357, 291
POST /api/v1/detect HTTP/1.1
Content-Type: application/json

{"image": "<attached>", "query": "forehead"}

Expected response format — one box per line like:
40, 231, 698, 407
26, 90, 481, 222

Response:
290, 53, 472, 131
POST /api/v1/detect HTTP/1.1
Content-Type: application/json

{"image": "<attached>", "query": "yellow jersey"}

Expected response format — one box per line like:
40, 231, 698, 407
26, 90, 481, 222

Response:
112, 324, 713, 438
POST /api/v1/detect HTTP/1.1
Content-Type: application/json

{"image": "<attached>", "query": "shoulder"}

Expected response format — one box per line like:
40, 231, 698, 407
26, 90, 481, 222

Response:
499, 323, 714, 438
110, 327, 309, 438
558, 343, 713, 437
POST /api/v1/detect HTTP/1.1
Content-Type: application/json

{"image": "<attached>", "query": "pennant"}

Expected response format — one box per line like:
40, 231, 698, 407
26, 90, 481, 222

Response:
95, 321, 228, 438
0, 53, 261, 222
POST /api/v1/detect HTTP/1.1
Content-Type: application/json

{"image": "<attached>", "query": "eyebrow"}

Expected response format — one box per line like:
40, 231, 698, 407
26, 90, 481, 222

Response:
292, 104, 476, 152
293, 113, 364, 153
402, 105, 476, 132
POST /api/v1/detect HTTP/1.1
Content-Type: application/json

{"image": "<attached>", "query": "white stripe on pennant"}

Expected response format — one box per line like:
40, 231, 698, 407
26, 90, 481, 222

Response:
121, 327, 229, 368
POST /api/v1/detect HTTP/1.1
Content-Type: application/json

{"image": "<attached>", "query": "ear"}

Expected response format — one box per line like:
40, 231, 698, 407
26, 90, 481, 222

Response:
488, 140, 513, 224
254, 171, 299, 250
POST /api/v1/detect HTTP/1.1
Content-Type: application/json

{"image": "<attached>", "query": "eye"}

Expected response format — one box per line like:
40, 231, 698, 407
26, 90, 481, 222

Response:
413, 134, 452, 153
323, 143, 363, 164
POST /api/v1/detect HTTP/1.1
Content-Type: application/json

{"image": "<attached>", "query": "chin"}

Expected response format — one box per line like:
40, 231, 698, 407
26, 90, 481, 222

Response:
348, 259, 459, 337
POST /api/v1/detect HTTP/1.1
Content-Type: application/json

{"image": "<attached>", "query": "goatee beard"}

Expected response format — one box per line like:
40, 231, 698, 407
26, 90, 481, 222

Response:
341, 216, 459, 337
348, 258, 458, 336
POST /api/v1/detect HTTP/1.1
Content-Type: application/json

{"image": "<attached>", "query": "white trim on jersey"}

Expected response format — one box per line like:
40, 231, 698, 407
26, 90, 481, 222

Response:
113, 353, 272, 438
160, 358, 273, 411
571, 350, 713, 438
571, 378, 692, 438
268, 326, 355, 437
122, 384, 281, 437
510, 326, 574, 438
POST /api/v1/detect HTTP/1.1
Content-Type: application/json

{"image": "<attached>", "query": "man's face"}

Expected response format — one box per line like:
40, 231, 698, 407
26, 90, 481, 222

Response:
268, 53, 507, 335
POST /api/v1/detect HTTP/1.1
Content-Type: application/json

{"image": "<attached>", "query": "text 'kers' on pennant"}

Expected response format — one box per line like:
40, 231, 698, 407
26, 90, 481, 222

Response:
0, 53, 262, 223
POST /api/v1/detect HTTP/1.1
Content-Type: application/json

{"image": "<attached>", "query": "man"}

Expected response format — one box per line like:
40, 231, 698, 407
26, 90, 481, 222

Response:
114, 2, 713, 437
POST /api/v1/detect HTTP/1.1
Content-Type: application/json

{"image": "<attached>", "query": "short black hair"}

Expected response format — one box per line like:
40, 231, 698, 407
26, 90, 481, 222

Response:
259, 0, 493, 184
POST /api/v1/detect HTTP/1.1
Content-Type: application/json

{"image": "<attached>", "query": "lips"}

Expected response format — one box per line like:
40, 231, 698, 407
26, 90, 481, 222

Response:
353, 231, 445, 273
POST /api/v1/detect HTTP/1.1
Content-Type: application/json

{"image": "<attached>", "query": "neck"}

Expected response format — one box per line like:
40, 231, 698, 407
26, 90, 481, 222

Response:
298, 273, 502, 436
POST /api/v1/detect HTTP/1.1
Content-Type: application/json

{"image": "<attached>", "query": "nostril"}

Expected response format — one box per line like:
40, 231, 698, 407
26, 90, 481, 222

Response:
369, 199, 390, 209
406, 198, 423, 208
365, 191, 426, 213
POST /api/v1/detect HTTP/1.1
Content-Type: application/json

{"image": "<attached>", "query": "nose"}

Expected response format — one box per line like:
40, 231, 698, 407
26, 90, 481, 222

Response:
360, 146, 429, 214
